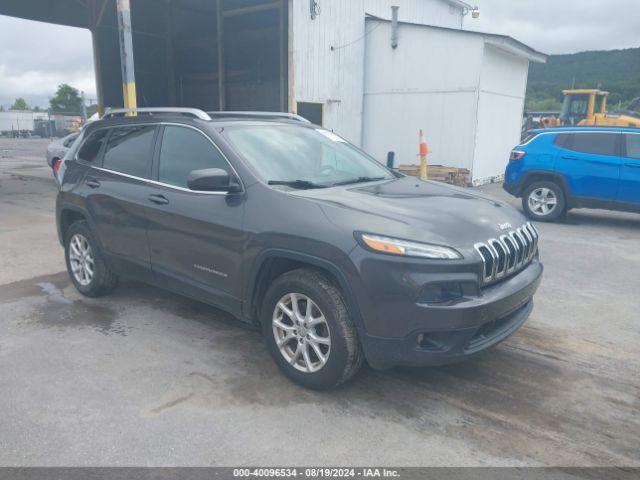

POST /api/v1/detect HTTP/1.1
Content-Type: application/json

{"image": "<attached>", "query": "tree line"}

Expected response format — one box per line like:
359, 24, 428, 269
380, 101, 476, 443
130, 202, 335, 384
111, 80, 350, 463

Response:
4, 84, 96, 116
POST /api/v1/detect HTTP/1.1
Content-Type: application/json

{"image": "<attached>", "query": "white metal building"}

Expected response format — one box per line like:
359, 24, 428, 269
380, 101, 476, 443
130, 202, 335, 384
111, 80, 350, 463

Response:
2, 0, 546, 183
290, 0, 546, 185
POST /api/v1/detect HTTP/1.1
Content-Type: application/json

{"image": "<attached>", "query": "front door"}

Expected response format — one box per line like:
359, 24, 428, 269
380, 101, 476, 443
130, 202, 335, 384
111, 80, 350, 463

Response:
82, 125, 158, 281
145, 124, 246, 316
556, 132, 621, 202
618, 133, 640, 206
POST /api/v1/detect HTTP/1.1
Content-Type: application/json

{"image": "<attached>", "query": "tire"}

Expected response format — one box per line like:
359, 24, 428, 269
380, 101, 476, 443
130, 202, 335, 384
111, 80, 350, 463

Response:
522, 180, 566, 222
64, 221, 118, 297
261, 269, 363, 390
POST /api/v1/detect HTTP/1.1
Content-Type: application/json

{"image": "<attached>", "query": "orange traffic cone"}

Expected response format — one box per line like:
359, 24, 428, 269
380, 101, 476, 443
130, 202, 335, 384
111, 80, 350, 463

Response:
419, 130, 429, 180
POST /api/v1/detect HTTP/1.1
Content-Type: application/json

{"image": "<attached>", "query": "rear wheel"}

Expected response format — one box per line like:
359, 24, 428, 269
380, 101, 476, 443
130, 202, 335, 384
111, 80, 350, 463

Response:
261, 269, 363, 390
65, 221, 118, 297
522, 180, 566, 222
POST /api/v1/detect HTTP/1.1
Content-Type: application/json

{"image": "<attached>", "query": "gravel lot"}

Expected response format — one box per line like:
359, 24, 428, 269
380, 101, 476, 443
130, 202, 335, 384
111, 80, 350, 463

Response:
0, 138, 638, 467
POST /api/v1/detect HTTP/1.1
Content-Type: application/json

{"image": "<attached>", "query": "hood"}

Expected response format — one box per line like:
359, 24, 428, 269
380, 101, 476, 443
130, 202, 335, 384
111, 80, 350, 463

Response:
291, 177, 528, 250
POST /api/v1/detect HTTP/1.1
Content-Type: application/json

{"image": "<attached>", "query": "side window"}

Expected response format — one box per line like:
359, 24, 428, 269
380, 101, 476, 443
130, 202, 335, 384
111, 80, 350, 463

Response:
568, 133, 618, 157
102, 125, 156, 178
553, 133, 570, 148
158, 126, 229, 188
625, 134, 640, 159
77, 129, 108, 163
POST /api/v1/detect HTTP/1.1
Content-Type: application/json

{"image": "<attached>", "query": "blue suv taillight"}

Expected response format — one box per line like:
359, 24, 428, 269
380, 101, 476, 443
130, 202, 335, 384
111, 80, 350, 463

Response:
509, 150, 526, 161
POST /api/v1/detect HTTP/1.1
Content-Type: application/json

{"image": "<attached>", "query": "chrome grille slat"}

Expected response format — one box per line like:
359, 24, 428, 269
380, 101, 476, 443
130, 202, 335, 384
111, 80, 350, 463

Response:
518, 227, 530, 260
508, 231, 523, 266
499, 235, 516, 273
475, 223, 539, 285
485, 242, 500, 279
489, 239, 507, 278
515, 229, 529, 264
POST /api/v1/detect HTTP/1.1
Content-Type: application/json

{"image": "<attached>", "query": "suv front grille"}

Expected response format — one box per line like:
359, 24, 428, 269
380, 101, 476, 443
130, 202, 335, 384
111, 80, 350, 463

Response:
474, 222, 538, 285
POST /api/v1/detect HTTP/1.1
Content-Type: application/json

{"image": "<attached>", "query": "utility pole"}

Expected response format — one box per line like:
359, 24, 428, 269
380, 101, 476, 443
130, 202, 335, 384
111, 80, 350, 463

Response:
81, 91, 88, 120
117, 0, 137, 113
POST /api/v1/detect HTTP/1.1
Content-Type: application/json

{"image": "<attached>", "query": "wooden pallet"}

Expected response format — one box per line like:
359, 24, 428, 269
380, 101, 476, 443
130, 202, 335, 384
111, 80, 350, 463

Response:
398, 164, 471, 187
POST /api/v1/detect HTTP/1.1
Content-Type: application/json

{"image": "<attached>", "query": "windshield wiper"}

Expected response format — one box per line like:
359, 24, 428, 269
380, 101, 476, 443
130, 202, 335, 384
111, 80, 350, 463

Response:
268, 180, 328, 190
331, 176, 388, 186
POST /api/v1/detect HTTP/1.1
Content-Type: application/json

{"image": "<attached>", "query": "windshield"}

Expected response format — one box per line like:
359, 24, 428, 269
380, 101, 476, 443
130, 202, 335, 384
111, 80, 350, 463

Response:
224, 125, 394, 187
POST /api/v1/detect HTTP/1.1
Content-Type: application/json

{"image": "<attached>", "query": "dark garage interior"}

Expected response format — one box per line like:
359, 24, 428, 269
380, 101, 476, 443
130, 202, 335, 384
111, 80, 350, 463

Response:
0, 0, 289, 112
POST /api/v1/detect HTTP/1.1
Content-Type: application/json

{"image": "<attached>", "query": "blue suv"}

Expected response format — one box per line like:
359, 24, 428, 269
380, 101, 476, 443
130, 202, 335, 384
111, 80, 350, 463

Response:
503, 127, 640, 221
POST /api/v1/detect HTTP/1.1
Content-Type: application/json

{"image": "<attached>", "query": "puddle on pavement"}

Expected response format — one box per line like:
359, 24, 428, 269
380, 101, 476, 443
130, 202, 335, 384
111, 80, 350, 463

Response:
34, 282, 123, 335
34, 294, 122, 335
2, 272, 125, 335
0, 272, 69, 303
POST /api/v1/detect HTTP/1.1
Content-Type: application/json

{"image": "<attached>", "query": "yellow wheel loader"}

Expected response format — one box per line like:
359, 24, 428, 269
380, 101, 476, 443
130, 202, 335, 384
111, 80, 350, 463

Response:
560, 89, 640, 127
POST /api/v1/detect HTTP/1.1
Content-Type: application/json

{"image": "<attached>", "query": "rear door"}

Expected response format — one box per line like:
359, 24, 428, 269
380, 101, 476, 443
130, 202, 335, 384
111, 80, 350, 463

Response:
84, 124, 158, 281
618, 133, 640, 206
145, 124, 246, 315
556, 132, 622, 202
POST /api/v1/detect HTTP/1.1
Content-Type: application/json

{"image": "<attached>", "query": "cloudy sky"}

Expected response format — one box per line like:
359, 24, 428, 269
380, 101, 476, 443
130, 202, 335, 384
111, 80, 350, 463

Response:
468, 0, 640, 55
0, 0, 639, 109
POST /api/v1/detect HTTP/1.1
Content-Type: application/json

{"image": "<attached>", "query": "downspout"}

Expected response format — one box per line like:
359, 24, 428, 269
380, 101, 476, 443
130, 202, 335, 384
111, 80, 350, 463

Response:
391, 6, 399, 49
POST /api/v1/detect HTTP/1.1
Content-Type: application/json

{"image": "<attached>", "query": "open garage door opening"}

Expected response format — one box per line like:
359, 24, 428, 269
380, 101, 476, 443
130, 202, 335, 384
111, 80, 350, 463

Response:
167, 0, 288, 112
133, 0, 289, 112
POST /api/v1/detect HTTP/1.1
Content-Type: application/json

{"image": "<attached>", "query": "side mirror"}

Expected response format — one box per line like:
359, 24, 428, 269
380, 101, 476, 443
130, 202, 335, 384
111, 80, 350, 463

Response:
386, 151, 396, 169
187, 168, 241, 193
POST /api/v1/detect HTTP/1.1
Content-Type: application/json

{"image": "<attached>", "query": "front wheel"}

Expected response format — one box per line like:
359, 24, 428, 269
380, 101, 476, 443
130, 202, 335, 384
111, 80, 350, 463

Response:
522, 180, 566, 222
261, 269, 363, 390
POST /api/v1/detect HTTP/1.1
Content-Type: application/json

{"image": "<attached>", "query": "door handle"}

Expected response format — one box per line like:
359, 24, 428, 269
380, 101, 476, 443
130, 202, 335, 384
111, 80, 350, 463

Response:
624, 163, 640, 168
85, 178, 101, 189
561, 155, 578, 160
148, 194, 169, 205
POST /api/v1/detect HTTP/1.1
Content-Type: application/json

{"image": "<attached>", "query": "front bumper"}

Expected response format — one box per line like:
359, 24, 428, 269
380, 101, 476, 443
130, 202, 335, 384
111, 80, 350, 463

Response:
359, 260, 543, 369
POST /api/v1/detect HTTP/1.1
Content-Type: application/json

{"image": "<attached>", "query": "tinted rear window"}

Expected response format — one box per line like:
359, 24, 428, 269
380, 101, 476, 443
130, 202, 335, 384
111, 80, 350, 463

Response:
102, 126, 156, 178
77, 129, 108, 163
568, 133, 618, 157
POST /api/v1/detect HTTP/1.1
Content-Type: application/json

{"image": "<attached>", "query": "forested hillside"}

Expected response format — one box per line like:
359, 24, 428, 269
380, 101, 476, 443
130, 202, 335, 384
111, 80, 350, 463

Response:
526, 47, 640, 111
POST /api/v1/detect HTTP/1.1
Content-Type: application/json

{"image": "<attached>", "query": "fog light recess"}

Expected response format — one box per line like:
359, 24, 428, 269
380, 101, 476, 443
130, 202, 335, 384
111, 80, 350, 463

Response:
417, 282, 463, 305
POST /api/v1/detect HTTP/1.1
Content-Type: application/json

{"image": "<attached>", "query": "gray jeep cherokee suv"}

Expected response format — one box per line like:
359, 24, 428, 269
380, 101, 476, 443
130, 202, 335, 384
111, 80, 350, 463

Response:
56, 108, 543, 389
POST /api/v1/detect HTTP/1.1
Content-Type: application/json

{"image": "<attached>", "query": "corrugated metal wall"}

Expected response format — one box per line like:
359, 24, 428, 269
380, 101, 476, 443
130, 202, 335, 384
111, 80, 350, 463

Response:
473, 45, 529, 183
361, 20, 483, 170
290, 0, 463, 144
360, 20, 531, 184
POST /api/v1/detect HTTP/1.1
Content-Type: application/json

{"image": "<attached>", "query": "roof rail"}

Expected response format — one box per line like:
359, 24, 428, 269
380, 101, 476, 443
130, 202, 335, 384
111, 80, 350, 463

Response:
103, 107, 212, 121
206, 111, 311, 124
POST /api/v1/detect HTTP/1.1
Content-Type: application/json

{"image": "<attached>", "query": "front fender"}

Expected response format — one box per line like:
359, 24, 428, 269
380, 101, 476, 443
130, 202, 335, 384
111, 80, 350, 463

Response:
243, 248, 366, 337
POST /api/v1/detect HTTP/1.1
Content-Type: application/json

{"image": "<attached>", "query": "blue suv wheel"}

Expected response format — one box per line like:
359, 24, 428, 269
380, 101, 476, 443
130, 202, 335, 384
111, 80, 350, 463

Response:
522, 180, 566, 222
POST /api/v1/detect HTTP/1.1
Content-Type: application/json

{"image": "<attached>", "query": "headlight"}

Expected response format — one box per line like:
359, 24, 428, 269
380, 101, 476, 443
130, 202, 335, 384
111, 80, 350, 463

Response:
359, 233, 462, 260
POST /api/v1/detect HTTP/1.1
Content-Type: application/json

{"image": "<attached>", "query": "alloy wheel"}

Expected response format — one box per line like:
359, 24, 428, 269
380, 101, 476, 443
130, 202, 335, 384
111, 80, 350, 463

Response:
272, 293, 331, 373
69, 234, 95, 286
528, 187, 557, 216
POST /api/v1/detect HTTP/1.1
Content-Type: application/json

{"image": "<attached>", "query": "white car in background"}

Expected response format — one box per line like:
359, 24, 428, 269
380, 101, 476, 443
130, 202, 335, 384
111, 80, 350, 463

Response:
46, 132, 79, 172
47, 112, 100, 176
